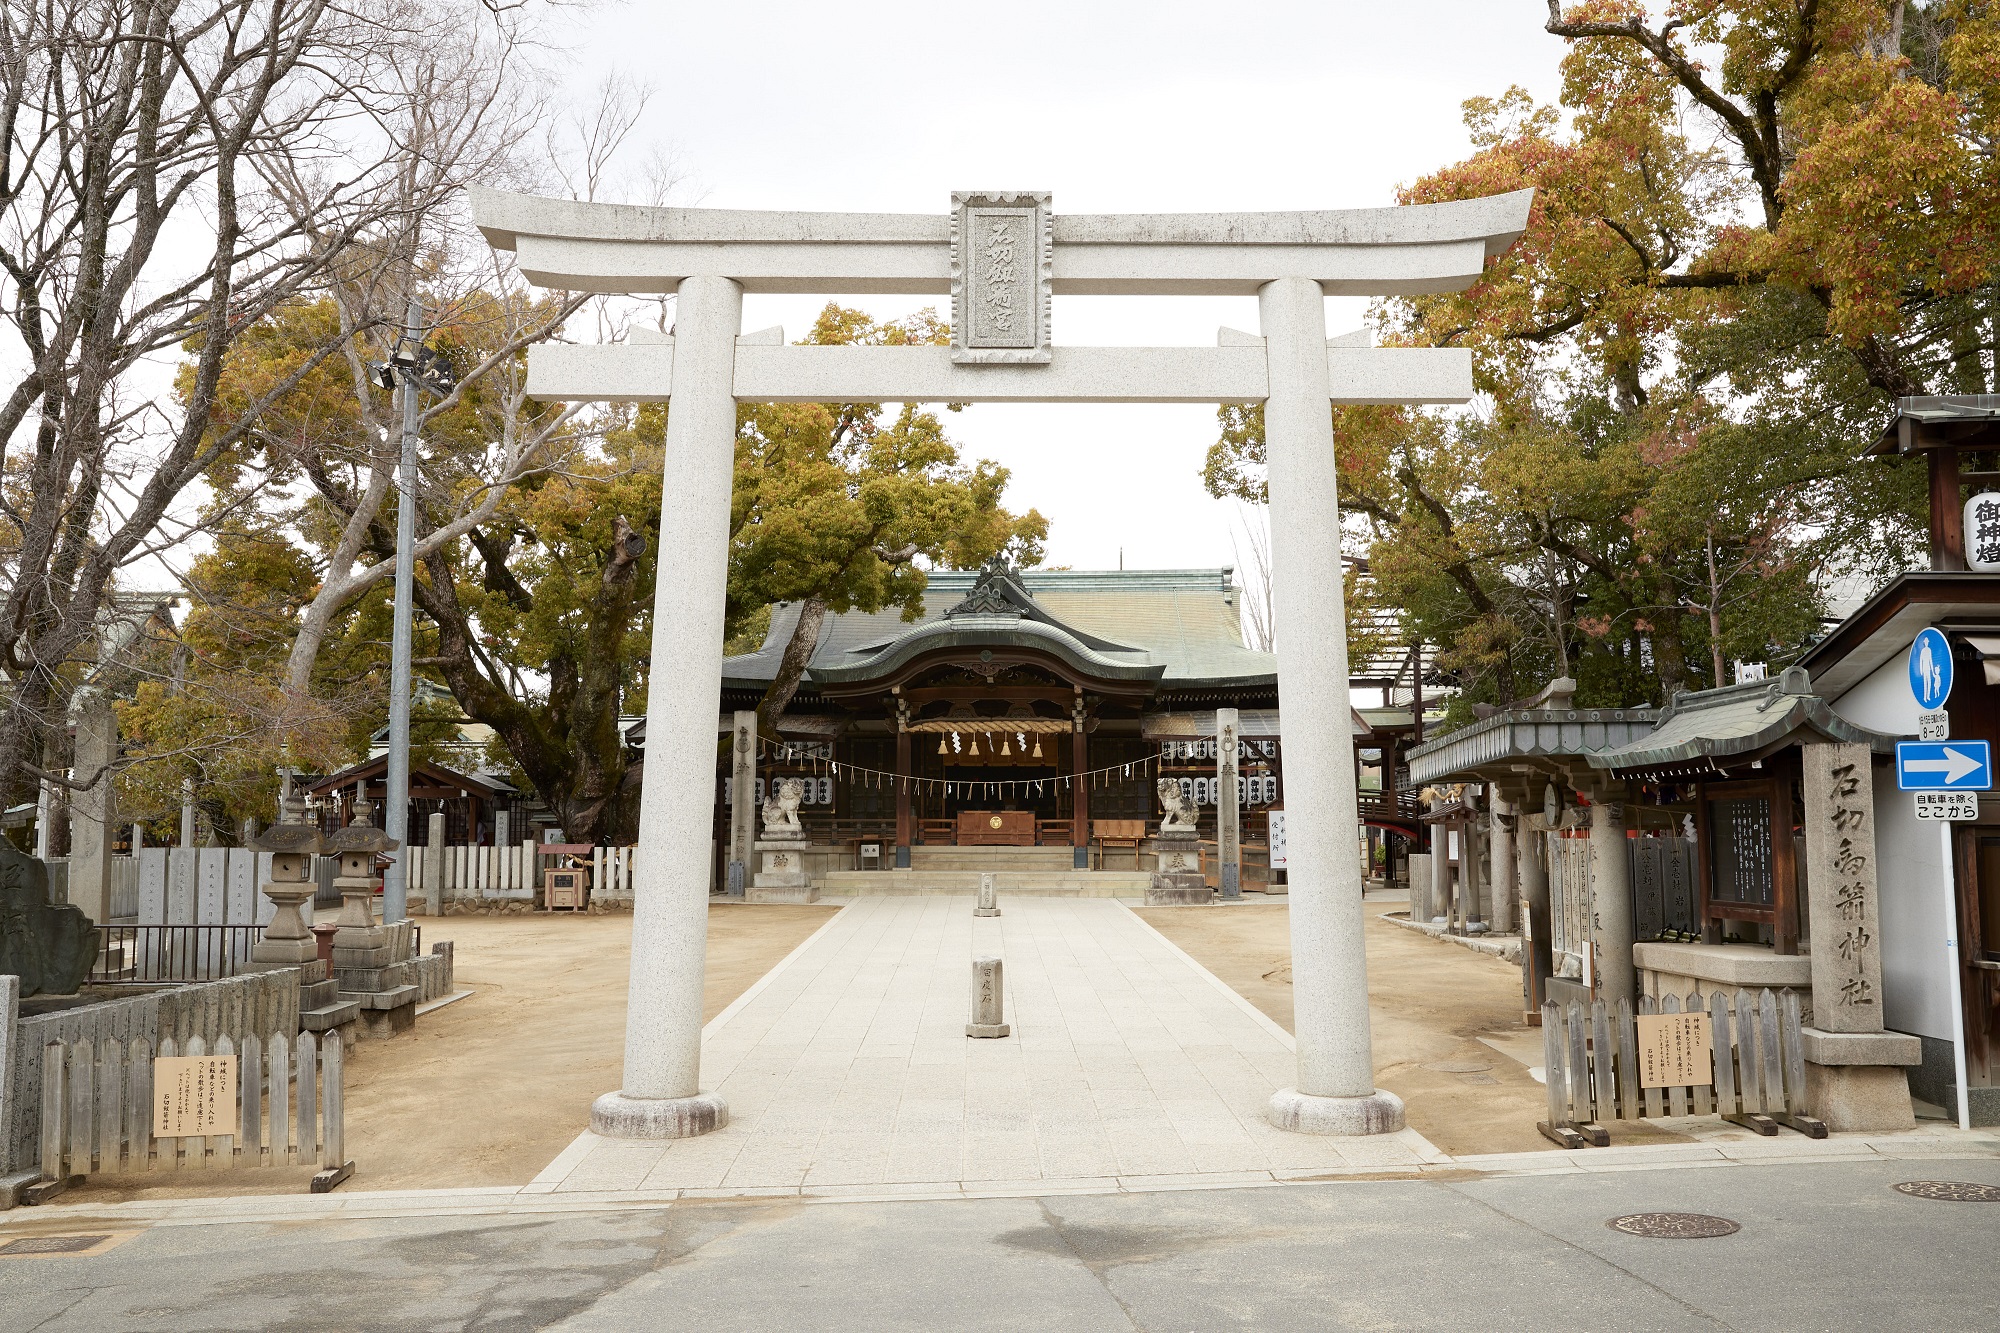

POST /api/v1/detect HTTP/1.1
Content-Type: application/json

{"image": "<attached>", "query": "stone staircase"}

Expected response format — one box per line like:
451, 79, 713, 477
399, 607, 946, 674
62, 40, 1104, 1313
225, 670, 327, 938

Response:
818, 864, 1151, 899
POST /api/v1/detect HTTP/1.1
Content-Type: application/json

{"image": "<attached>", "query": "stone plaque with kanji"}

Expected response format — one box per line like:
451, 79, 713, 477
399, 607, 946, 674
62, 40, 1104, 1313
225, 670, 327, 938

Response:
1802, 742, 1886, 1033
950, 191, 1051, 364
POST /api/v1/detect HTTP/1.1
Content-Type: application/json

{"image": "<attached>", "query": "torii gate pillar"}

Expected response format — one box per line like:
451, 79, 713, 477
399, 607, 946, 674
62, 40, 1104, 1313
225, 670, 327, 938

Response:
1260, 276, 1403, 1133
590, 273, 741, 1139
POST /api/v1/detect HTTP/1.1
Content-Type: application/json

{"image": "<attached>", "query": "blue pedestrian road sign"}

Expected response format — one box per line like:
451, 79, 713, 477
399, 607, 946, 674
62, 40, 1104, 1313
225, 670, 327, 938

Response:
1909, 627, 1953, 711
1896, 739, 1991, 791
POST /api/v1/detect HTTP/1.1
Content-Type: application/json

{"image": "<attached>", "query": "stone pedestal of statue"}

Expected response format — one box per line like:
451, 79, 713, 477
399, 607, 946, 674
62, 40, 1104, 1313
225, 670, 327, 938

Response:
749, 836, 817, 903
1147, 833, 1211, 905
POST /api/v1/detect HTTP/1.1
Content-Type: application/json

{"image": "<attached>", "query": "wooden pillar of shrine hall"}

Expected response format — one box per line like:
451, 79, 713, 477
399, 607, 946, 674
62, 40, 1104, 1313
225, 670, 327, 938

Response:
894, 721, 913, 869
1070, 710, 1090, 870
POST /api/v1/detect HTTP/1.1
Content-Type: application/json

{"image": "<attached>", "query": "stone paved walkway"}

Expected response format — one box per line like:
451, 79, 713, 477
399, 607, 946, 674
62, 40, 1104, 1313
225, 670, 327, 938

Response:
531, 895, 1444, 1196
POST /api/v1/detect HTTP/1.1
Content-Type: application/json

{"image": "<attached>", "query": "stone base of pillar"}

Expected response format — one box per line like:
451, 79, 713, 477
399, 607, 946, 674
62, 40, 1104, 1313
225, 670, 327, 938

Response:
746, 883, 820, 904
973, 906, 1001, 918
1267, 1086, 1406, 1136
1803, 1063, 1917, 1133
590, 1089, 728, 1140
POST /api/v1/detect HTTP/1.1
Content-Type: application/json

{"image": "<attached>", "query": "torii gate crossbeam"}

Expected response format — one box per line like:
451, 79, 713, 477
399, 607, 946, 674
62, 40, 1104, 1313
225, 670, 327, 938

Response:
469, 185, 1533, 1141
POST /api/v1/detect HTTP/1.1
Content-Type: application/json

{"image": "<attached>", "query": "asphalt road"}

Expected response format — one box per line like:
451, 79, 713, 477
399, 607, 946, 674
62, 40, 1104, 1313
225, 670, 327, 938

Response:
3, 1155, 1999, 1331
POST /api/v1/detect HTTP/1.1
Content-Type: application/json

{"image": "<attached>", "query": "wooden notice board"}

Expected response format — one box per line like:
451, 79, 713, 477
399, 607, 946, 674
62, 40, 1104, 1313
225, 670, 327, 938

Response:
1635, 1012, 1713, 1088
153, 1055, 238, 1137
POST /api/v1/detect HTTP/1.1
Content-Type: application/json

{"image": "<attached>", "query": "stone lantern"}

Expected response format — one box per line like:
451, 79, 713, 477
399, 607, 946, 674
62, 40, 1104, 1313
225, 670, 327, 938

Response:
245, 792, 330, 967
326, 800, 399, 948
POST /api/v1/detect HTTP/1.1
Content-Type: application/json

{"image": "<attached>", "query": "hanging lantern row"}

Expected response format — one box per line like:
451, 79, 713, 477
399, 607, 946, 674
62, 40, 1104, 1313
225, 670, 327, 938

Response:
741, 735, 1164, 798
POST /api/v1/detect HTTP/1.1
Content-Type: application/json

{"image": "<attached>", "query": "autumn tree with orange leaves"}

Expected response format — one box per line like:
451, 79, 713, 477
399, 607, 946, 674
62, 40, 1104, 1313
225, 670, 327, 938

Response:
1208, 1, 1998, 717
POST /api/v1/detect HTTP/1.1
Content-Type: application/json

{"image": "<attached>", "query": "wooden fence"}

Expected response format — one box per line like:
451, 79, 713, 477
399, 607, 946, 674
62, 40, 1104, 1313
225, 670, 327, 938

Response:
28, 1029, 349, 1203
1539, 987, 1827, 1149
407, 841, 635, 907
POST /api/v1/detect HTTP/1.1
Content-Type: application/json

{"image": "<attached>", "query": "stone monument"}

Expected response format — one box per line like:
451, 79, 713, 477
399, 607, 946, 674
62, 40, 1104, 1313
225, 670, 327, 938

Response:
326, 802, 419, 1037
974, 871, 1001, 917
1798, 742, 1919, 1130
1146, 777, 1211, 905
0, 839, 97, 997
749, 776, 817, 904
967, 956, 1010, 1037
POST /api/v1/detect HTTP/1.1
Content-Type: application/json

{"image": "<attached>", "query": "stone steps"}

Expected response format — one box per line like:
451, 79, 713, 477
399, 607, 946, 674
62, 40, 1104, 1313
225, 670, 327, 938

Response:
300, 1000, 361, 1032
907, 848, 1080, 871
818, 870, 1150, 898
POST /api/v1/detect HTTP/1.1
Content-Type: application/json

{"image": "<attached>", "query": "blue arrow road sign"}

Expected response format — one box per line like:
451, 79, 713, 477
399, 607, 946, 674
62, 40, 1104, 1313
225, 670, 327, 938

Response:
1896, 739, 1992, 791
1909, 627, 1953, 711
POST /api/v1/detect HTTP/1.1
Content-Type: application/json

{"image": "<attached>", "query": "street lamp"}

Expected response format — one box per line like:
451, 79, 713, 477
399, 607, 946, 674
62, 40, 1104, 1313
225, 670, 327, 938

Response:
371, 299, 456, 924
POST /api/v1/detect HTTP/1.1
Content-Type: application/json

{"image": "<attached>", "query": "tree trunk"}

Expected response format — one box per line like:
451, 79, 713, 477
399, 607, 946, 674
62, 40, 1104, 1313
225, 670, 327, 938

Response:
756, 596, 828, 738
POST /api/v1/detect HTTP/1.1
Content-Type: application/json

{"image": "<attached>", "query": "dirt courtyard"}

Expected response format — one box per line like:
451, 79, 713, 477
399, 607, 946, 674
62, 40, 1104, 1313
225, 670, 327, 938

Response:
59, 894, 1681, 1205
64, 903, 837, 1202
1137, 899, 1689, 1156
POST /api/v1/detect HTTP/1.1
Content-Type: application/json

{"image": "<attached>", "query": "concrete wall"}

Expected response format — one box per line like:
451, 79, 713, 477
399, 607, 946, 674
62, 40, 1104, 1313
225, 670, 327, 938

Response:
1829, 649, 1957, 1043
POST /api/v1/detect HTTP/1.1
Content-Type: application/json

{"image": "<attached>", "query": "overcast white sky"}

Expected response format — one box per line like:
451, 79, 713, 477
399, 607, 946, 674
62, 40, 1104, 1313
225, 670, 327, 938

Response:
553, 1, 1568, 573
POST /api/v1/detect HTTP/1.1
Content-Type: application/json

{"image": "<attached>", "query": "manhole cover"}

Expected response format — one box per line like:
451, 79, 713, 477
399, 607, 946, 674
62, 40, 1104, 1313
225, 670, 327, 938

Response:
0, 1235, 111, 1256
1424, 1060, 1493, 1074
1606, 1213, 1741, 1239
1894, 1180, 2000, 1202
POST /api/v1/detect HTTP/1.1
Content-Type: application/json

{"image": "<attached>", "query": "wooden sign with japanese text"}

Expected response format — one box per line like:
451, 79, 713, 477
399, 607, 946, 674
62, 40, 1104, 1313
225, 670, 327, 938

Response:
1635, 1011, 1713, 1089
153, 1055, 237, 1137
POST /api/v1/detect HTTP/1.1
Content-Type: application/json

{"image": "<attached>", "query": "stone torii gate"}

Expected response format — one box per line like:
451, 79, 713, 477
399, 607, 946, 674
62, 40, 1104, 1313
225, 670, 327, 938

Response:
469, 185, 1533, 1139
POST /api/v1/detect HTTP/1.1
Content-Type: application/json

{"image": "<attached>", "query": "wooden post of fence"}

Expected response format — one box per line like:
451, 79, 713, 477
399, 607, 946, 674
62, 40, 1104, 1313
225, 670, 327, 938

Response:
1536, 1001, 1586, 1149
295, 1031, 318, 1166
311, 1034, 352, 1192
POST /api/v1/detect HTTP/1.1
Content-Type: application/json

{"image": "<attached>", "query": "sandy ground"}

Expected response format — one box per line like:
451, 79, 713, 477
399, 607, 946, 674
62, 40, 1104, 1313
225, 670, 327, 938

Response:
60, 904, 836, 1202
52, 894, 1680, 1207
1135, 898, 1691, 1156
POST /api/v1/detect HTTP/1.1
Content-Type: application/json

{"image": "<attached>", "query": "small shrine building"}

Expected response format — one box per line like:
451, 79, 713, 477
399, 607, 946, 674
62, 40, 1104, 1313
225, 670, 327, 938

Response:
711, 562, 1287, 889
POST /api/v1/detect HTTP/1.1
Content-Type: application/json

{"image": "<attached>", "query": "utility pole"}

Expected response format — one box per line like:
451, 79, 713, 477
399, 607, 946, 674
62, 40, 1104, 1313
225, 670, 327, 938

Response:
377, 297, 453, 923
382, 297, 422, 924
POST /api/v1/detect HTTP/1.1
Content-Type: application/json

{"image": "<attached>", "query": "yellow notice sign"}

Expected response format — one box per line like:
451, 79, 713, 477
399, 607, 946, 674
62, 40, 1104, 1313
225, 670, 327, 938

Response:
153, 1055, 237, 1137
1635, 1012, 1713, 1089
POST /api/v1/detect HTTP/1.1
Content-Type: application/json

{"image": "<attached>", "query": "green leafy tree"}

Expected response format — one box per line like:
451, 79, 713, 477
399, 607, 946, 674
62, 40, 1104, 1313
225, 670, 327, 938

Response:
730, 305, 1049, 734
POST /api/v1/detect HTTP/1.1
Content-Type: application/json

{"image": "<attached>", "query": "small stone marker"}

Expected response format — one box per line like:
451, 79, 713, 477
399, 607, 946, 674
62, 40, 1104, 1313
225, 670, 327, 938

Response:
967, 956, 1010, 1038
974, 872, 1001, 917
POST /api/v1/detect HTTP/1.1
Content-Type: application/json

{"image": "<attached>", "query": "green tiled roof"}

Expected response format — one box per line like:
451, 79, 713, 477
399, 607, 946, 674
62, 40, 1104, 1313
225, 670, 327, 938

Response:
1586, 668, 1900, 778
723, 568, 1275, 691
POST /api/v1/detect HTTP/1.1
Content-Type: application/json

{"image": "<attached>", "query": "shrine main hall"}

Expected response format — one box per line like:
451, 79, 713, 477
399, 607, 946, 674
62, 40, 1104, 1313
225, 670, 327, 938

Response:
708, 560, 1290, 894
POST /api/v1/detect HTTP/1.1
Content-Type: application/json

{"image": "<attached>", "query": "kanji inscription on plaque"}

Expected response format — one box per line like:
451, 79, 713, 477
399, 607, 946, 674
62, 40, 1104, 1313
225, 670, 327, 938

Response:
1636, 1011, 1713, 1088
950, 191, 1051, 364
153, 1055, 238, 1137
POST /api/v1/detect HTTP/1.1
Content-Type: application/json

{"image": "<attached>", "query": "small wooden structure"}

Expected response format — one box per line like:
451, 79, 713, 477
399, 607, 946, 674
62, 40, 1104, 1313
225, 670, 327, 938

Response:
540, 842, 594, 911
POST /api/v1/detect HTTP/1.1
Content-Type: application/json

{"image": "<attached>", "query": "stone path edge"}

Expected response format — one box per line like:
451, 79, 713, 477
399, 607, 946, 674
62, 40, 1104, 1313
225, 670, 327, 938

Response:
4, 1133, 1994, 1232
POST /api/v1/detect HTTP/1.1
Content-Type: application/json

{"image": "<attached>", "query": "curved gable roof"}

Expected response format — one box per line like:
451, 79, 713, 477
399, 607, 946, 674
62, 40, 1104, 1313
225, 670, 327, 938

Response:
722, 568, 1275, 692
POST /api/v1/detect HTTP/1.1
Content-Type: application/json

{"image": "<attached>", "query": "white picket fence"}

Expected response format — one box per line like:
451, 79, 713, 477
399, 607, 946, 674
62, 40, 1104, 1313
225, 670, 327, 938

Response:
32, 1029, 349, 1200
590, 846, 636, 903
408, 841, 636, 906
